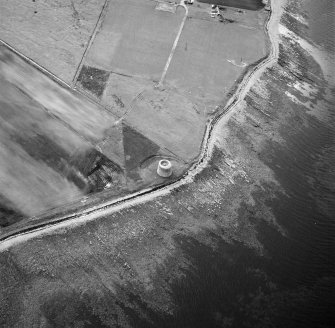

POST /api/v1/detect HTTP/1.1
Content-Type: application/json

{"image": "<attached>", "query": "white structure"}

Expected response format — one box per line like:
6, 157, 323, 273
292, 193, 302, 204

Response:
157, 159, 173, 177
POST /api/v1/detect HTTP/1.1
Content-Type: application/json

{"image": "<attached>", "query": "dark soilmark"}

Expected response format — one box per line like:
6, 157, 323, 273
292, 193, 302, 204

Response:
10, 132, 123, 193
69, 148, 123, 192
122, 123, 160, 178
112, 94, 125, 108
77, 66, 110, 98
8, 133, 88, 192
0, 196, 25, 227
70, 148, 122, 177
11, 133, 70, 172
218, 15, 235, 23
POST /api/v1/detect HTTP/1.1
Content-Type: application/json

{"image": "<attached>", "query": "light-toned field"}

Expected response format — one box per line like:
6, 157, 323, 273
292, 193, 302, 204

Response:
166, 6, 268, 108
77, 0, 269, 162
85, 0, 184, 80
0, 0, 105, 83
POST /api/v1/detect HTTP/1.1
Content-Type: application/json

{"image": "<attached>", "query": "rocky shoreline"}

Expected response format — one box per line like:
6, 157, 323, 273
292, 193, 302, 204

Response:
0, 0, 334, 327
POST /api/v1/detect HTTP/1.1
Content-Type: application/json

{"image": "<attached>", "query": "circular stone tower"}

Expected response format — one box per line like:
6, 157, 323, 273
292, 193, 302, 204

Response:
157, 159, 172, 177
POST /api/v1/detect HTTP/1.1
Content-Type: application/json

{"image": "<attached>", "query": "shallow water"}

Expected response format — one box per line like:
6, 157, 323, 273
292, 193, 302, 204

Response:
2, 1, 334, 327
304, 0, 335, 53
50, 1, 335, 327
167, 1, 335, 327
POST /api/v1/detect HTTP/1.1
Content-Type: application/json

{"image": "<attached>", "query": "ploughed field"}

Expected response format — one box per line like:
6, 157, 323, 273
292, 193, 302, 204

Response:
0, 47, 124, 227
0, 0, 269, 229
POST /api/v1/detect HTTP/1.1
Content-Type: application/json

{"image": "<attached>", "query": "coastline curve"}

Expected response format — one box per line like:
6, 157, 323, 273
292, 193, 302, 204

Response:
0, 0, 285, 249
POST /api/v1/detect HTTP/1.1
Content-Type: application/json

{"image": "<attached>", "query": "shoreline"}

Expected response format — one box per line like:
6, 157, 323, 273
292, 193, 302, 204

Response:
0, 0, 280, 246
1, 0, 334, 326
0, 0, 270, 229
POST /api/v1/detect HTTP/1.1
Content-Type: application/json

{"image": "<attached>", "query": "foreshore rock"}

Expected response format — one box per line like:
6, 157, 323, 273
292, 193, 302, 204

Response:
0, 0, 334, 327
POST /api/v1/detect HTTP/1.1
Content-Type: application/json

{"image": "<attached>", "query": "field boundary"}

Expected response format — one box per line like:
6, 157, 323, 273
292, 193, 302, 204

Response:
72, 0, 110, 86
0, 2, 278, 247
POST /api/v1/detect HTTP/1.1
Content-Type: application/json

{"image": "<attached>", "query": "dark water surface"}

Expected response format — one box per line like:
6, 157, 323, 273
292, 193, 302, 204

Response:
305, 0, 335, 53
198, 0, 264, 11
47, 2, 334, 327
164, 1, 335, 327
6, 1, 334, 327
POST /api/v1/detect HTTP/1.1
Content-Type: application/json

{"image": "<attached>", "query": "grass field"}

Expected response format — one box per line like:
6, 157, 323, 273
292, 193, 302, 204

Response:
166, 7, 268, 109
0, 0, 105, 83
77, 0, 268, 162
85, 0, 184, 80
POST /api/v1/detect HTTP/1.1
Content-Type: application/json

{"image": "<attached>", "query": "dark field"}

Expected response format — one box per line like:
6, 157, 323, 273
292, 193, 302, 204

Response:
77, 66, 111, 98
